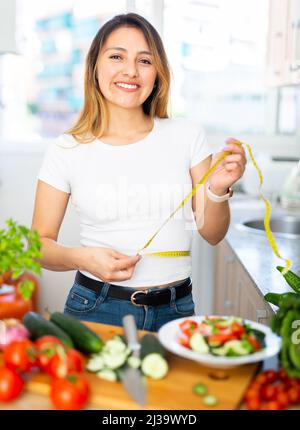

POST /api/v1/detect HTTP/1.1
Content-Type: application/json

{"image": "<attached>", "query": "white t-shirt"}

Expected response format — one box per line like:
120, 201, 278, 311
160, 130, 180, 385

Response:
37, 116, 213, 287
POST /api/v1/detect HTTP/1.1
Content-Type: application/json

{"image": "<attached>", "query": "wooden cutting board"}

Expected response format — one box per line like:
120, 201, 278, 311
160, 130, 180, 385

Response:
1, 321, 259, 410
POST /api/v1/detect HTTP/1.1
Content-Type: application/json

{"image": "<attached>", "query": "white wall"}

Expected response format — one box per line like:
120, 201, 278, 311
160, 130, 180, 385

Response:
0, 145, 80, 313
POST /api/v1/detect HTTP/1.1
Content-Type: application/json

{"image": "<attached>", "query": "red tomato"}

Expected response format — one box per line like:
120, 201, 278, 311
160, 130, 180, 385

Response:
50, 374, 90, 410
208, 333, 237, 346
179, 320, 198, 336
273, 382, 286, 396
231, 322, 245, 336
244, 387, 261, 401
178, 333, 190, 348
35, 336, 63, 349
4, 340, 37, 372
275, 392, 290, 409
265, 400, 283, 410
285, 377, 300, 389
246, 397, 262, 410
261, 384, 277, 401
264, 370, 278, 383
287, 387, 300, 404
277, 368, 288, 382
47, 348, 85, 378
66, 349, 85, 373
255, 373, 268, 385
0, 366, 24, 401
36, 336, 64, 371
247, 335, 261, 352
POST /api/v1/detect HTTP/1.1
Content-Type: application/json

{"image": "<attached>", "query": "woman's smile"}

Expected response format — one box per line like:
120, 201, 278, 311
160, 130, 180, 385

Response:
114, 82, 140, 92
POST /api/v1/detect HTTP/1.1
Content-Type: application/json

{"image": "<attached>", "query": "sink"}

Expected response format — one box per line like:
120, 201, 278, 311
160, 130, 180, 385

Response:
236, 215, 300, 239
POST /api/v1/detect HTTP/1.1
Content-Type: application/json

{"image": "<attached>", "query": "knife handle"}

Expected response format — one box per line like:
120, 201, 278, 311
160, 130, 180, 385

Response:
123, 314, 141, 356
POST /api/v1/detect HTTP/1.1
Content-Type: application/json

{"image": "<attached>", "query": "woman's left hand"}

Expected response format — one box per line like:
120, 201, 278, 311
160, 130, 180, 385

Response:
208, 137, 247, 195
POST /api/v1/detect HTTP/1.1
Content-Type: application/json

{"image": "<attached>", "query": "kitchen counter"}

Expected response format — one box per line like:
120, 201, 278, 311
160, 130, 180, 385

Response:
226, 192, 300, 312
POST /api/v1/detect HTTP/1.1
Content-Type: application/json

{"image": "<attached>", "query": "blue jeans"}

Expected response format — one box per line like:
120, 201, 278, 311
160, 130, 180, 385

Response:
63, 277, 195, 332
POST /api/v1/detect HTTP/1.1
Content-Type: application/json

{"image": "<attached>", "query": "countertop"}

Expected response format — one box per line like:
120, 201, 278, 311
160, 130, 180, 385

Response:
226, 192, 300, 311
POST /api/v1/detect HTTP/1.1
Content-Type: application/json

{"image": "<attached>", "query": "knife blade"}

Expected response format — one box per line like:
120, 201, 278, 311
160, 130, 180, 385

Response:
121, 314, 147, 407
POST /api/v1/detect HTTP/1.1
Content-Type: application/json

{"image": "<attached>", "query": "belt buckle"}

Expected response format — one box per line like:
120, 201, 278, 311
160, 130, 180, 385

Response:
130, 290, 149, 307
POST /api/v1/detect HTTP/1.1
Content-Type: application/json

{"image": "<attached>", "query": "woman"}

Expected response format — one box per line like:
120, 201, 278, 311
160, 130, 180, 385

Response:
32, 13, 247, 332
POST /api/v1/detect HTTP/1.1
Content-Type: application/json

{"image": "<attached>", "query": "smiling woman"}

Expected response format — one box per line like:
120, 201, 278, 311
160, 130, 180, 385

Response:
66, 13, 171, 144
32, 12, 247, 332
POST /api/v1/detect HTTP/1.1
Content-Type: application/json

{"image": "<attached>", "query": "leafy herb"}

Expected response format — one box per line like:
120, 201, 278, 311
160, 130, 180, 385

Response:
0, 218, 42, 300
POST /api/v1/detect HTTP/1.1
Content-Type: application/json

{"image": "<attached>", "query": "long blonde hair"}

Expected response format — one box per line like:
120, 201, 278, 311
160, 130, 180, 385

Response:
66, 13, 171, 143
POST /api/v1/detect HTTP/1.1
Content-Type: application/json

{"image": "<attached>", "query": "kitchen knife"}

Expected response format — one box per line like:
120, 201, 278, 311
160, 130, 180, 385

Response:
121, 314, 147, 407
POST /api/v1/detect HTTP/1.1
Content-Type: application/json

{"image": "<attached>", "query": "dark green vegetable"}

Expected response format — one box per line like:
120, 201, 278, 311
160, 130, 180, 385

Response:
264, 292, 297, 307
276, 266, 300, 294
279, 309, 300, 377
140, 334, 166, 359
23, 312, 73, 347
289, 343, 300, 371
50, 311, 103, 354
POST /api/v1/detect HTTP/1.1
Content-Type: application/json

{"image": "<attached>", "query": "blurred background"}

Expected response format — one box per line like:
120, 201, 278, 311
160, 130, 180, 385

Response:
0, 0, 299, 314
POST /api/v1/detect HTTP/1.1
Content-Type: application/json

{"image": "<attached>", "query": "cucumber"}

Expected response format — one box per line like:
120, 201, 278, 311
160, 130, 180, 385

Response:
193, 383, 207, 396
216, 316, 242, 327
86, 355, 105, 373
127, 356, 141, 369
97, 369, 118, 382
189, 332, 209, 353
50, 311, 103, 354
23, 311, 73, 348
141, 353, 169, 380
211, 346, 228, 356
203, 395, 219, 407
103, 339, 128, 354
225, 340, 252, 356
277, 266, 300, 294
140, 334, 166, 359
102, 351, 128, 370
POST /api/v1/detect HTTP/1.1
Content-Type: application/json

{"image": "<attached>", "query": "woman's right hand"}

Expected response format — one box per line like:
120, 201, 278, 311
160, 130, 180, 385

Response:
76, 247, 142, 282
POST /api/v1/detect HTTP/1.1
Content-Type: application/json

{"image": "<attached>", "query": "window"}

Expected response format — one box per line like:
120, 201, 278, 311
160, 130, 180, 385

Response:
163, 0, 277, 135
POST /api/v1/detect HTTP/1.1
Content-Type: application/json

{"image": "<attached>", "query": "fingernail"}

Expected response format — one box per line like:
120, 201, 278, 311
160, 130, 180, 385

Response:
222, 145, 230, 151
226, 137, 237, 144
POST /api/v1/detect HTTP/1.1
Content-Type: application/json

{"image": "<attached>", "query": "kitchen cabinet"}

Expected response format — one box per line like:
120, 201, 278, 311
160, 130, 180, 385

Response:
266, 0, 300, 86
214, 240, 273, 325
0, 0, 17, 53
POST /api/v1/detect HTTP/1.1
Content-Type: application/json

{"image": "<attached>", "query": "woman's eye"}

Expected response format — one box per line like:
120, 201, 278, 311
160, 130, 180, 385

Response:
109, 55, 122, 60
140, 59, 152, 65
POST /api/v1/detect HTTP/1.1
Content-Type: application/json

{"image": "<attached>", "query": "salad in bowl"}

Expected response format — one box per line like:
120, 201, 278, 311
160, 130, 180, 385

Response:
178, 316, 265, 357
158, 315, 281, 369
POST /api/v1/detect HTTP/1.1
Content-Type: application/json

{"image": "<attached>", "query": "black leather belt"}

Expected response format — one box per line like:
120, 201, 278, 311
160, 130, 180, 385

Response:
75, 271, 192, 307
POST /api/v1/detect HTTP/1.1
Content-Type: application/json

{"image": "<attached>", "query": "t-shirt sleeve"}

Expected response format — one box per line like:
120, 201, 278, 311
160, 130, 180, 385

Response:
37, 140, 71, 193
190, 124, 213, 168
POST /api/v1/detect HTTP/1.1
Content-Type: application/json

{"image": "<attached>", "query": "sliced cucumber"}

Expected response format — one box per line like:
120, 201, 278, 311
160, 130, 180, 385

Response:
216, 316, 243, 328
141, 353, 169, 380
189, 332, 209, 353
224, 340, 252, 356
86, 355, 105, 372
193, 383, 207, 396
102, 351, 128, 370
103, 339, 127, 354
210, 346, 228, 356
97, 369, 118, 382
127, 356, 141, 369
203, 395, 219, 407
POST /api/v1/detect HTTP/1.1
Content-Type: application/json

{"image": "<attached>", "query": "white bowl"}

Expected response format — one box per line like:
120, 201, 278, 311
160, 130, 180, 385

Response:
158, 316, 281, 369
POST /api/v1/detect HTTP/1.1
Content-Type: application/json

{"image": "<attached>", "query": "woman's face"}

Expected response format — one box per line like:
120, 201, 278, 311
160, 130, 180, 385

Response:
97, 26, 157, 112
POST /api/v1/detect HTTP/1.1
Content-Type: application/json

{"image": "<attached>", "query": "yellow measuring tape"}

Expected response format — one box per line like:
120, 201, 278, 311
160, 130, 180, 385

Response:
136, 140, 292, 275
